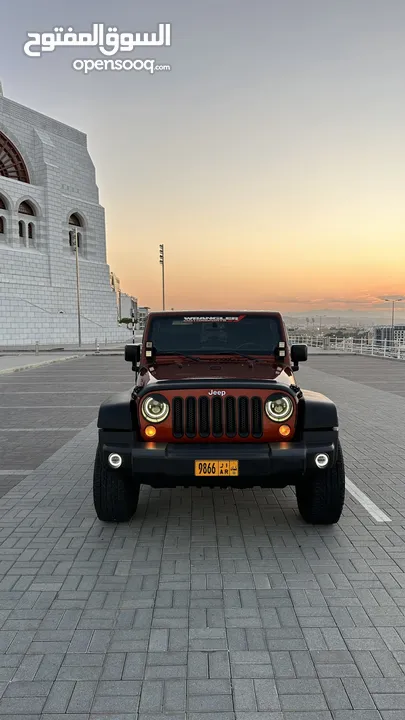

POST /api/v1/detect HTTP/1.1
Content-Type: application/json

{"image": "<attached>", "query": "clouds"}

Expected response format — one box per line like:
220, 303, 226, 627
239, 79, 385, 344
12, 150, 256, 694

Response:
260, 293, 405, 312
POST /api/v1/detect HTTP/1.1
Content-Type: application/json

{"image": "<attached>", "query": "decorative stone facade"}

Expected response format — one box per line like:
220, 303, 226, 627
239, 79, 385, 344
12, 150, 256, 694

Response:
0, 85, 130, 346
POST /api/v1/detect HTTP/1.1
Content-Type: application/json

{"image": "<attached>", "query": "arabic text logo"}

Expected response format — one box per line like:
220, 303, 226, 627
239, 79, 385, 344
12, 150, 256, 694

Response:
24, 23, 171, 58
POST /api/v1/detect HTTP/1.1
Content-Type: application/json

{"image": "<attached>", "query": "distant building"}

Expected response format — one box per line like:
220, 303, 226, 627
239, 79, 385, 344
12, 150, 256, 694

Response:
119, 292, 137, 321
137, 306, 150, 330
373, 326, 405, 344
110, 272, 121, 318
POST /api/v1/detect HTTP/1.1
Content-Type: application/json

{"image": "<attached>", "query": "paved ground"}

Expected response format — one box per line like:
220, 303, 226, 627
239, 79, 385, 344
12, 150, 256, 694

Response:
0, 354, 80, 375
306, 355, 405, 398
0, 355, 404, 718
0, 356, 133, 497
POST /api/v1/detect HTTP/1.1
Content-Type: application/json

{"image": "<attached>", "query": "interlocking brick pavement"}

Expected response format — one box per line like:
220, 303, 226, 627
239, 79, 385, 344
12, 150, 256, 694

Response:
0, 356, 403, 717
0, 357, 133, 493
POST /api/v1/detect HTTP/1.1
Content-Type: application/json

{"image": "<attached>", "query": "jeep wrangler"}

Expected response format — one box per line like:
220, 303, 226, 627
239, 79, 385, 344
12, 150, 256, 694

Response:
93, 311, 345, 524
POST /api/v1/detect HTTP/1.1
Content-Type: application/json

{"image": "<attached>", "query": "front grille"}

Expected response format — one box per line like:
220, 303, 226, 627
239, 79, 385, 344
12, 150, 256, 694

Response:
172, 395, 263, 439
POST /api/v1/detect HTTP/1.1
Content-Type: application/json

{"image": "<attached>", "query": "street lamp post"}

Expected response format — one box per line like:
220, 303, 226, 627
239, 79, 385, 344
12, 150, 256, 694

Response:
71, 226, 82, 347
159, 244, 165, 310
131, 299, 137, 344
384, 297, 403, 344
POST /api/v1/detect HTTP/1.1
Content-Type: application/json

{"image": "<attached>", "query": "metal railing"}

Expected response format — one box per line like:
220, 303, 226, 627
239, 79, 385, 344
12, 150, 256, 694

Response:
289, 335, 405, 360
0, 333, 144, 354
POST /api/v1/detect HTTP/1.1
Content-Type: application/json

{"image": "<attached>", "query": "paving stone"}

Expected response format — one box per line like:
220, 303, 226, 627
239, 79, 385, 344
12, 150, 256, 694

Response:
188, 678, 232, 694
320, 678, 351, 710
42, 681, 75, 713
145, 664, 187, 679
188, 693, 234, 712
232, 679, 257, 711
342, 676, 378, 709
138, 680, 164, 713
188, 651, 209, 678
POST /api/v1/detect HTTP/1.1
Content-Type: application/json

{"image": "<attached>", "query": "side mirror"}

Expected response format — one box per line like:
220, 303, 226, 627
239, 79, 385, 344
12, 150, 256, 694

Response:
125, 344, 141, 363
125, 344, 141, 372
291, 344, 307, 371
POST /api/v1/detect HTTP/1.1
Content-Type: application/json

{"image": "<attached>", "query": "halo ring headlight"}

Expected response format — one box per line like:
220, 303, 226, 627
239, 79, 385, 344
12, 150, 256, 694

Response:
141, 394, 170, 423
265, 394, 294, 422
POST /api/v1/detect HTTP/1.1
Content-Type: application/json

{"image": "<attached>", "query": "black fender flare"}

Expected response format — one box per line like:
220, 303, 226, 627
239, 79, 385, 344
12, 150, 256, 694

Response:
298, 389, 338, 430
97, 390, 134, 430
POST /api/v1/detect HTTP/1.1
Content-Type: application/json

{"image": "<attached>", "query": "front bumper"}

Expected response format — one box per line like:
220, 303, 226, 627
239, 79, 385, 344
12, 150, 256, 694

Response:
100, 429, 338, 488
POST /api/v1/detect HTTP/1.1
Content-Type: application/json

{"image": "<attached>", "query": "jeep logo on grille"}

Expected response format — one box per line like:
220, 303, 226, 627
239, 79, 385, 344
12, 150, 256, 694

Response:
208, 390, 226, 396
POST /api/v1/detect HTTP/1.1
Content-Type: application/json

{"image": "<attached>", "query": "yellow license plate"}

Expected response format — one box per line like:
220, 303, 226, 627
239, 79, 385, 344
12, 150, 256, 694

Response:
194, 460, 239, 477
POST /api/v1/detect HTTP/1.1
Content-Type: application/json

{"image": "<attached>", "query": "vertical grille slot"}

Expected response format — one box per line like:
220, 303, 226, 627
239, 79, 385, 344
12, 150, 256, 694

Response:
185, 397, 197, 437
212, 396, 223, 437
251, 397, 263, 438
172, 397, 183, 438
238, 397, 249, 437
225, 396, 237, 437
198, 397, 210, 437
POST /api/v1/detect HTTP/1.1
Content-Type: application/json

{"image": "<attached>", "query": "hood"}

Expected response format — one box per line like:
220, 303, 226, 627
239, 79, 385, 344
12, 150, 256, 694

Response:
136, 357, 295, 388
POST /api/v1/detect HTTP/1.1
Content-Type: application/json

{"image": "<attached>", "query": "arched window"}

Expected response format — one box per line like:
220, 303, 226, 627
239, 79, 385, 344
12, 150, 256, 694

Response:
17, 201, 38, 248
69, 213, 82, 227
18, 201, 35, 216
0, 195, 9, 242
0, 131, 30, 183
68, 213, 85, 254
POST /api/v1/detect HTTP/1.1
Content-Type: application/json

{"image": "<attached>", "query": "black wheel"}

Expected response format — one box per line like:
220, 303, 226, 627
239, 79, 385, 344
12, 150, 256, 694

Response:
296, 441, 345, 524
93, 445, 139, 522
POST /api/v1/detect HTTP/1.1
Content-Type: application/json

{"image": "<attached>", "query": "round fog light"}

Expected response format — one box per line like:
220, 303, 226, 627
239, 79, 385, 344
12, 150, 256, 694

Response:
315, 453, 329, 469
108, 453, 122, 469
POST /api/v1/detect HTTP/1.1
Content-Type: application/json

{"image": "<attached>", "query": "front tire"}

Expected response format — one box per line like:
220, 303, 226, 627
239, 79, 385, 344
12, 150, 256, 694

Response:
93, 445, 139, 522
296, 441, 345, 524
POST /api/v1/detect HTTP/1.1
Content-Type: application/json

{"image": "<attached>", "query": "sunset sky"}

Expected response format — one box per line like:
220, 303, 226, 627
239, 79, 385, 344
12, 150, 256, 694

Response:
2, 0, 405, 317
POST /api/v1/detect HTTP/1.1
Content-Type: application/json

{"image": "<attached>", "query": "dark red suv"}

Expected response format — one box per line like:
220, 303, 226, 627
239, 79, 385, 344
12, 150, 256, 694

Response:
93, 311, 345, 525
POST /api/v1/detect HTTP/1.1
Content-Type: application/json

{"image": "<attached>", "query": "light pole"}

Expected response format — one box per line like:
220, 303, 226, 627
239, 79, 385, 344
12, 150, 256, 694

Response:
71, 226, 82, 347
131, 299, 136, 344
384, 297, 403, 343
159, 244, 165, 310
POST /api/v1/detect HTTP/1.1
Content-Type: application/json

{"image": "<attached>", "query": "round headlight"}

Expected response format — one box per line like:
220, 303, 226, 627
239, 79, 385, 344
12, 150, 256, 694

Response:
141, 395, 170, 423
265, 394, 294, 422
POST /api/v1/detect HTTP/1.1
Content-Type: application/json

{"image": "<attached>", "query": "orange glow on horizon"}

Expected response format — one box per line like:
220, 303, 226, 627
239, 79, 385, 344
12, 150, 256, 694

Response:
106, 218, 405, 313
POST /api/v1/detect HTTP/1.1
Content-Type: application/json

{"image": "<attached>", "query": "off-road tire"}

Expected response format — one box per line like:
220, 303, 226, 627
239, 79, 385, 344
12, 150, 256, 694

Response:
296, 441, 345, 524
93, 445, 140, 522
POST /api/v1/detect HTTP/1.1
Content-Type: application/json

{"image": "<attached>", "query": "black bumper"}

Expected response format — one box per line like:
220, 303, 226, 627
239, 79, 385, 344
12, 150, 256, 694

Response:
99, 429, 338, 488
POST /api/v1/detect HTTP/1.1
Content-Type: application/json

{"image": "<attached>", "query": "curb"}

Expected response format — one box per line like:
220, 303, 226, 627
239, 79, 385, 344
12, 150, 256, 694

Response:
85, 352, 124, 356
0, 354, 82, 375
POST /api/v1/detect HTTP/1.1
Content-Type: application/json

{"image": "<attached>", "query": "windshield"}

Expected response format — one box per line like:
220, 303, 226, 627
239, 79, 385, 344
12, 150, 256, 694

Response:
146, 314, 283, 355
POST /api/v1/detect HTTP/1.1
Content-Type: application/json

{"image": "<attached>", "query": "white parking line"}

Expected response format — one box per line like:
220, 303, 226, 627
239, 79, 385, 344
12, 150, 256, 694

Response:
346, 476, 391, 522
0, 470, 34, 475
0, 428, 81, 432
